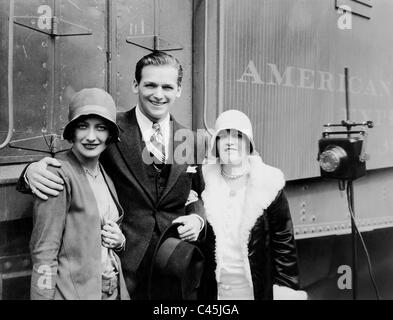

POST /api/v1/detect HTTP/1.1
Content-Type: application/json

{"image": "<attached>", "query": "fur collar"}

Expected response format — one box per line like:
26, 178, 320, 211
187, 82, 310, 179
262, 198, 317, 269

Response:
202, 155, 285, 285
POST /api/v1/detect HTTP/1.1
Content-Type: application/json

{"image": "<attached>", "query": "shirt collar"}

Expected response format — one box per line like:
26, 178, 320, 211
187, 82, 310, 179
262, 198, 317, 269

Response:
135, 105, 170, 146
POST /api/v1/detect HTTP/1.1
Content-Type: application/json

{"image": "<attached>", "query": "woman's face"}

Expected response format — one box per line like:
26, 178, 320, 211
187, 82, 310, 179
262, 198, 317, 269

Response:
72, 116, 109, 162
217, 129, 250, 166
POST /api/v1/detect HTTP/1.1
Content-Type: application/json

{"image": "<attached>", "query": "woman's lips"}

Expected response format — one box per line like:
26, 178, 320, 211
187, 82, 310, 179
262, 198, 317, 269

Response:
83, 144, 99, 150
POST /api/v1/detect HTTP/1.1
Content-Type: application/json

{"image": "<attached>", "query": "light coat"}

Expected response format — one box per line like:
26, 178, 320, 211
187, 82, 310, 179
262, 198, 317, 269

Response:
30, 150, 130, 300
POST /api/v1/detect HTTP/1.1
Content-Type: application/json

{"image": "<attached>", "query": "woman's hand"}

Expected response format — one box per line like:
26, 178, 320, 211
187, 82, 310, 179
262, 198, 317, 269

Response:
101, 220, 125, 249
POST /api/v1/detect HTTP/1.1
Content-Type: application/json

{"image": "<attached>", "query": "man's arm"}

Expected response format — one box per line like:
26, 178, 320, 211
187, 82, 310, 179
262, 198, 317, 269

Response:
16, 157, 64, 200
173, 164, 205, 242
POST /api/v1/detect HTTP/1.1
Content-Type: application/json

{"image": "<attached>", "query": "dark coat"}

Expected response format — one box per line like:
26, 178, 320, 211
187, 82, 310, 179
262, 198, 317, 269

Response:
99, 108, 205, 288
198, 155, 299, 300
30, 151, 130, 300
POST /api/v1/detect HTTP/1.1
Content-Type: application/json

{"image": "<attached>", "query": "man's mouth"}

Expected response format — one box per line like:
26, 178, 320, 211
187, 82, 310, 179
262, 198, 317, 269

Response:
150, 100, 167, 106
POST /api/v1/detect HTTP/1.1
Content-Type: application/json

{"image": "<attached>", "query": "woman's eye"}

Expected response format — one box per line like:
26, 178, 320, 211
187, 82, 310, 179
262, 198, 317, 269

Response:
97, 125, 108, 131
76, 124, 87, 129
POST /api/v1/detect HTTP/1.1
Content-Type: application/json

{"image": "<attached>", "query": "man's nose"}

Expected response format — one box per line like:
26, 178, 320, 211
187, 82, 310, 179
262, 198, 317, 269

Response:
152, 87, 164, 100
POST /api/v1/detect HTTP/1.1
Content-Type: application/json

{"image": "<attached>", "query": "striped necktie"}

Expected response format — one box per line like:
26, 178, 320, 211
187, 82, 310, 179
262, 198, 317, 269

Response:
150, 122, 166, 169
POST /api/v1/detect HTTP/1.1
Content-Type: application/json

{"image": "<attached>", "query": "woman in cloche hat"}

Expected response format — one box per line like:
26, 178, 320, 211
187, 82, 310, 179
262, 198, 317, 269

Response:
30, 88, 130, 300
198, 110, 307, 300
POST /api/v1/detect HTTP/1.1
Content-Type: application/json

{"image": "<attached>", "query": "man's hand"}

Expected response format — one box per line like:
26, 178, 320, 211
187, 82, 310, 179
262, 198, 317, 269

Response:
101, 220, 126, 249
172, 214, 203, 242
26, 157, 64, 200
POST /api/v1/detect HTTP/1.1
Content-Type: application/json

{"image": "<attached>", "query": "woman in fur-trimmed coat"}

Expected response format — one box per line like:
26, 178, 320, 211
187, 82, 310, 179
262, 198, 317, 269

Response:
198, 110, 306, 300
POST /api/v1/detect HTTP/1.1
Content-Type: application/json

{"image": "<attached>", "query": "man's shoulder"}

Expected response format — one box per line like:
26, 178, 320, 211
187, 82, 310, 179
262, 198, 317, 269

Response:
117, 107, 135, 120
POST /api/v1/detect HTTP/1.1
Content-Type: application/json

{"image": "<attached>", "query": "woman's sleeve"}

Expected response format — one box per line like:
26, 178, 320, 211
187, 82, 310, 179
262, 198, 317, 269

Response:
29, 169, 70, 300
268, 190, 300, 290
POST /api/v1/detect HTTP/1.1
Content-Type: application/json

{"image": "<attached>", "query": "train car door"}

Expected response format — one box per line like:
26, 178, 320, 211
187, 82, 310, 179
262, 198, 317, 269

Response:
0, 0, 193, 299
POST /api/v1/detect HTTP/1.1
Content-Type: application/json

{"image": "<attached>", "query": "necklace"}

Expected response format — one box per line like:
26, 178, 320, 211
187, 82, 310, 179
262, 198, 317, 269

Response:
83, 163, 100, 179
221, 168, 246, 180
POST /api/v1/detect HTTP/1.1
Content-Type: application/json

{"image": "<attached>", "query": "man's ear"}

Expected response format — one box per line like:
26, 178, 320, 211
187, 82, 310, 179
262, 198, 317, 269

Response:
176, 85, 182, 98
132, 79, 139, 94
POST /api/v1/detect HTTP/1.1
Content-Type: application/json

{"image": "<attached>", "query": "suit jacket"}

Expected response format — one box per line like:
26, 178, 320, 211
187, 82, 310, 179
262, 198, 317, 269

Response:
30, 150, 130, 300
100, 107, 206, 275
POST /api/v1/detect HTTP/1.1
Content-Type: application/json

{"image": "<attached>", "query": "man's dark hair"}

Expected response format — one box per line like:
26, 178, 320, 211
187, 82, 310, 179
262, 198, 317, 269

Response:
135, 51, 183, 87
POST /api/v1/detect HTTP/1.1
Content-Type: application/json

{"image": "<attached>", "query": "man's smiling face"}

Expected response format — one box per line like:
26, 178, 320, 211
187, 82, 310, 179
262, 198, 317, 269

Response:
132, 64, 182, 122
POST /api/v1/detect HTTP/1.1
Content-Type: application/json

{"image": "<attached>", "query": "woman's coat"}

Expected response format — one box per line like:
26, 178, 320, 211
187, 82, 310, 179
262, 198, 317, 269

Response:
198, 155, 300, 300
30, 151, 130, 300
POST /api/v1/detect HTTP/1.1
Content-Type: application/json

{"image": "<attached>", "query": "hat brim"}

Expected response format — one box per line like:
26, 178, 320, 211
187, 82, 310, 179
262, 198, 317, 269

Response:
210, 127, 256, 158
148, 223, 204, 300
62, 107, 120, 143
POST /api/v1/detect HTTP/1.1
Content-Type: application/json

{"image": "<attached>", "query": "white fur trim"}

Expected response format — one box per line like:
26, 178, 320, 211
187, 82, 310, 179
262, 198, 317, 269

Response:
202, 155, 285, 286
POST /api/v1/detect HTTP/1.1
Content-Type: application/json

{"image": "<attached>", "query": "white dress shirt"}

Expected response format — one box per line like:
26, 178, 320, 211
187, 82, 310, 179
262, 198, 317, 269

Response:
135, 105, 170, 156
135, 105, 204, 232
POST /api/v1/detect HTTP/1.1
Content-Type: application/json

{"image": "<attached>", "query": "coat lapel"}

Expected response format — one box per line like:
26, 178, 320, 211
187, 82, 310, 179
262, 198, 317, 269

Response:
100, 164, 124, 222
157, 119, 189, 206
116, 108, 155, 205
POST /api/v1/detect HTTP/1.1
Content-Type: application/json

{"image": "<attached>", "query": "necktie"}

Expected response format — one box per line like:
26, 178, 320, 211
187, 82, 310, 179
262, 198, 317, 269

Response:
150, 122, 166, 169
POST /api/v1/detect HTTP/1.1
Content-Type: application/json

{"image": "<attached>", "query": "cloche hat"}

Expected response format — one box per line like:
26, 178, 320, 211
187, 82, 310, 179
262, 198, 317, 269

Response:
210, 109, 257, 158
63, 88, 120, 142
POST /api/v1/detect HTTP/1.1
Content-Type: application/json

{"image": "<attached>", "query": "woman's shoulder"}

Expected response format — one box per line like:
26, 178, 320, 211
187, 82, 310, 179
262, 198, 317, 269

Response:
46, 154, 79, 182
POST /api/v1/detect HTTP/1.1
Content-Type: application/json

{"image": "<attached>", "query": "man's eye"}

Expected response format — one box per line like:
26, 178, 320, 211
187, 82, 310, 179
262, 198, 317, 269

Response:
163, 86, 174, 90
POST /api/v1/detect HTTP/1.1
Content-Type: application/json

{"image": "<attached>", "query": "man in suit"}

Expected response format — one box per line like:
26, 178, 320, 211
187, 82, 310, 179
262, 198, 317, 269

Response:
19, 51, 206, 299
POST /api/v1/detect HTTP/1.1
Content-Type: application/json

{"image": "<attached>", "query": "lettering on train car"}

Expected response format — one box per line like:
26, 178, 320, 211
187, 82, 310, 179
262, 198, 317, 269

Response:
237, 61, 391, 97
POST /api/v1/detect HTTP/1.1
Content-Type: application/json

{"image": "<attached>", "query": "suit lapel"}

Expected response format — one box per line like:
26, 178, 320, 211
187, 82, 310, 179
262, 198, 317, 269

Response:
158, 119, 189, 206
116, 108, 155, 205
100, 164, 124, 222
